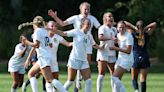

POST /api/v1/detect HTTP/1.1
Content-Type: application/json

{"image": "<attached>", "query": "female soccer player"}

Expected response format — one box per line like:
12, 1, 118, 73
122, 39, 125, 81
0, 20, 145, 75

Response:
110, 21, 134, 92
8, 34, 31, 92
53, 18, 103, 92
22, 50, 47, 92
48, 2, 101, 91
21, 16, 67, 92
125, 20, 156, 92
96, 12, 117, 92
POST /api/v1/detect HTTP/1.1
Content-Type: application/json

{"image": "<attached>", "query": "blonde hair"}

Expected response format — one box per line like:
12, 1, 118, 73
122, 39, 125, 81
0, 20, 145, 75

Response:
80, 18, 91, 29
79, 2, 90, 10
103, 12, 113, 24
18, 16, 45, 30
47, 21, 56, 29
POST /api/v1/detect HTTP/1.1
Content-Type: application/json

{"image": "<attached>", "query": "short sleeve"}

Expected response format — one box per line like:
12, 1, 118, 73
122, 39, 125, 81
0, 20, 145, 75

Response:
57, 35, 64, 43
33, 29, 41, 43
98, 26, 105, 35
65, 15, 77, 25
126, 33, 134, 45
92, 16, 101, 29
88, 34, 96, 45
15, 44, 23, 54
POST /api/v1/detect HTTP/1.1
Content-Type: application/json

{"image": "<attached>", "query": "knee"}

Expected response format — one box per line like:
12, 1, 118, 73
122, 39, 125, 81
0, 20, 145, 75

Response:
45, 78, 53, 83
18, 81, 23, 88
12, 81, 18, 89
18, 82, 23, 88
28, 71, 36, 79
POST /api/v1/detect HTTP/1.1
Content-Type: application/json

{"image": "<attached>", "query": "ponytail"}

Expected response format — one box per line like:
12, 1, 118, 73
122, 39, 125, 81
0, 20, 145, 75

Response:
18, 22, 33, 30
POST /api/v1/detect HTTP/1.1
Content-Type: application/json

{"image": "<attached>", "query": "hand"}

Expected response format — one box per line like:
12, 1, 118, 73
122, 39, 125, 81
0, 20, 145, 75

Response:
24, 59, 30, 69
111, 36, 117, 41
21, 36, 28, 44
48, 9, 57, 18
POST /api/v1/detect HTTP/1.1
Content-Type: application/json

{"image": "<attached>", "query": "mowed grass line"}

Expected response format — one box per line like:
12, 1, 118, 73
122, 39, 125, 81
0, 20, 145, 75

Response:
0, 73, 163, 92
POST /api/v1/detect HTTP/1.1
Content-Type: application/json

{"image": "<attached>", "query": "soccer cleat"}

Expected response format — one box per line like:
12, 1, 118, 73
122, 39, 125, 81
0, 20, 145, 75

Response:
135, 89, 139, 92
76, 79, 82, 90
74, 87, 79, 92
22, 82, 27, 92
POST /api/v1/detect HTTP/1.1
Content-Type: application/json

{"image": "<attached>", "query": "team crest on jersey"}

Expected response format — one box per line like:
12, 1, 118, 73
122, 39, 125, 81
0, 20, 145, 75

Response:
53, 38, 57, 42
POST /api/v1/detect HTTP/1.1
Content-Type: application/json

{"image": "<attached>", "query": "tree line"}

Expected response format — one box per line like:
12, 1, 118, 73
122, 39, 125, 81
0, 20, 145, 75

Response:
0, 0, 163, 62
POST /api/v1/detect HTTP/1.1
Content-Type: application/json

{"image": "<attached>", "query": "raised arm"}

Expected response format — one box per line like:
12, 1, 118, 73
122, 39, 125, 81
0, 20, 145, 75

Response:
124, 21, 137, 32
144, 22, 157, 35
48, 9, 69, 27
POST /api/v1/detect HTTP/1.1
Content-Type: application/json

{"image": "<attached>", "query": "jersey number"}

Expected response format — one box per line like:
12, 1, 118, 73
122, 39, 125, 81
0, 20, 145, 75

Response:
44, 37, 49, 46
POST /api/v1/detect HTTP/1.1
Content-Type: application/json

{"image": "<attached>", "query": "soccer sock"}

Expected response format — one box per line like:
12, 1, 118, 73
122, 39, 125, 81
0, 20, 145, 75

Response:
85, 78, 92, 92
110, 76, 114, 92
120, 83, 126, 92
112, 76, 126, 92
46, 82, 53, 92
141, 81, 146, 92
64, 80, 74, 90
25, 80, 30, 87
132, 79, 139, 90
76, 70, 82, 89
11, 88, 16, 92
97, 74, 104, 92
22, 80, 30, 92
42, 77, 46, 91
29, 77, 38, 92
51, 79, 67, 92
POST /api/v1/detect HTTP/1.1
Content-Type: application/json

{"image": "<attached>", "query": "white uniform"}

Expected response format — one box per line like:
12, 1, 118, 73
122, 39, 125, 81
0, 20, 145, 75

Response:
8, 43, 30, 74
65, 29, 95, 70
49, 34, 64, 72
115, 32, 134, 71
66, 14, 100, 54
33, 28, 52, 68
97, 25, 117, 63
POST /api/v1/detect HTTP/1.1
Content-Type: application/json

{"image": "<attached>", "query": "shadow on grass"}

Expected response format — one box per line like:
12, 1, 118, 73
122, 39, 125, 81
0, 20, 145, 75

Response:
1, 61, 163, 74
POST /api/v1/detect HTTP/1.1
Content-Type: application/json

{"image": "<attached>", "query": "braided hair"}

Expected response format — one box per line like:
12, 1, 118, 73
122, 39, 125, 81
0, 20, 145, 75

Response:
18, 16, 45, 30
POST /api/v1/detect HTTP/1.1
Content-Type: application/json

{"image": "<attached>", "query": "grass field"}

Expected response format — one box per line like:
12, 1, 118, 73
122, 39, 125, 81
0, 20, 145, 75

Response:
0, 63, 164, 92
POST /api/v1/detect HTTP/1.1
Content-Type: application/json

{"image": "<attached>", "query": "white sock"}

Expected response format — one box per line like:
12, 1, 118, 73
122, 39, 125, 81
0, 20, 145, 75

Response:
29, 77, 38, 92
85, 78, 92, 92
11, 88, 16, 92
120, 83, 126, 92
76, 70, 82, 89
97, 75, 104, 92
51, 79, 67, 92
112, 76, 126, 92
46, 82, 53, 92
110, 76, 114, 92
64, 80, 74, 90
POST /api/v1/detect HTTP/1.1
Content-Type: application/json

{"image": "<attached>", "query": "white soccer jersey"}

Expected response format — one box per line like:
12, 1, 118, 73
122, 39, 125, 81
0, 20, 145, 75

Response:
8, 43, 31, 67
33, 28, 51, 58
97, 25, 117, 56
66, 14, 100, 34
65, 29, 95, 61
49, 34, 64, 62
116, 31, 134, 70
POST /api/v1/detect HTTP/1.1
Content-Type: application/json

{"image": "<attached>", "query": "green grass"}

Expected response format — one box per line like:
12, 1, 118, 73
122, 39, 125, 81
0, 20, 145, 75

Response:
0, 72, 164, 92
0, 63, 164, 92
